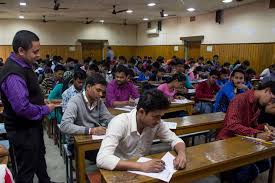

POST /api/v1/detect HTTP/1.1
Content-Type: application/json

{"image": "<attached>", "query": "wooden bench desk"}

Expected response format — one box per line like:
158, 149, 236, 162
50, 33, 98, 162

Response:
100, 136, 275, 183
74, 112, 225, 183
108, 101, 195, 116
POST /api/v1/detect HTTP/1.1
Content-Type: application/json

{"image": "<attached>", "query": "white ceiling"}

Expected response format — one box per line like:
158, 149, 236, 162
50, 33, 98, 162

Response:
0, 0, 262, 24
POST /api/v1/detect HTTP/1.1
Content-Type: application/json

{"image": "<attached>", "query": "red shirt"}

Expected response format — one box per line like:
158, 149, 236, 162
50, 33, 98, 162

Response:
217, 90, 264, 140
195, 80, 220, 100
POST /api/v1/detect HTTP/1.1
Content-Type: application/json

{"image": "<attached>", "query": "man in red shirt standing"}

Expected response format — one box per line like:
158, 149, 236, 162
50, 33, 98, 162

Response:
217, 80, 275, 183
195, 70, 220, 113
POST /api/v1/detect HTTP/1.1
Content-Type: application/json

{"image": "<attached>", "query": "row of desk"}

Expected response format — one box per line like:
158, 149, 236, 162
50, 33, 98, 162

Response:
74, 112, 225, 183
100, 136, 275, 183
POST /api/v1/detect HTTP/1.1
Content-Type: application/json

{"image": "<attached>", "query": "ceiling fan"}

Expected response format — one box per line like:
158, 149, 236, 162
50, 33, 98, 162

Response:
112, 5, 128, 14
40, 0, 69, 11
160, 9, 176, 18
42, 15, 56, 23
0, 2, 6, 4
85, 17, 93, 24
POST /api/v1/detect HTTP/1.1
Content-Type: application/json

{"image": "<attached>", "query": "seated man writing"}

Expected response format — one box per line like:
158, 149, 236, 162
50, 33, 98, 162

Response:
217, 80, 275, 183
60, 74, 113, 154
97, 90, 186, 172
106, 65, 140, 107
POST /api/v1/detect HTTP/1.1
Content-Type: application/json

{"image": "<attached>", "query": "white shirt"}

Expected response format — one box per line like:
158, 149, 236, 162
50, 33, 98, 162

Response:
96, 109, 184, 170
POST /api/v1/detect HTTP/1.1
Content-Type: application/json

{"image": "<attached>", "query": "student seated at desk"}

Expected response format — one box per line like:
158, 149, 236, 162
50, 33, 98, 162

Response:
216, 68, 229, 87
40, 64, 65, 95
62, 69, 86, 112
137, 65, 152, 82
214, 69, 247, 112
195, 70, 220, 113
216, 81, 275, 183
157, 74, 184, 102
60, 74, 113, 155
97, 90, 186, 172
245, 68, 256, 89
106, 65, 139, 107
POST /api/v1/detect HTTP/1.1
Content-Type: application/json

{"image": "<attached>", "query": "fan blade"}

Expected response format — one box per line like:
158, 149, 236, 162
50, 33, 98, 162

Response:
86, 20, 93, 24
115, 9, 128, 14
0, 2, 6, 4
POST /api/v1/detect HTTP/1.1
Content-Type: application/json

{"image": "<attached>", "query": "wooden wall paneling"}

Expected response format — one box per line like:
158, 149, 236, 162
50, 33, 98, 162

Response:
200, 43, 275, 74
0, 45, 82, 62
136, 45, 184, 60
82, 43, 103, 61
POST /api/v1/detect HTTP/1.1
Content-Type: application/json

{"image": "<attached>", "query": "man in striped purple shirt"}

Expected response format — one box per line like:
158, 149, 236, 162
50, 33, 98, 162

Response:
0, 30, 59, 183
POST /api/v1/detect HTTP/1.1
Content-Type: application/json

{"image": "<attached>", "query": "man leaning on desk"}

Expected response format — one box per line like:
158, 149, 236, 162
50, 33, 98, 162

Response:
60, 74, 113, 156
97, 90, 186, 172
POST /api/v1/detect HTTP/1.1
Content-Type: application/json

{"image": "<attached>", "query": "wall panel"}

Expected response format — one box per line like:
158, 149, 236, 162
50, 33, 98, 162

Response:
0, 45, 82, 62
135, 45, 184, 60
200, 43, 275, 74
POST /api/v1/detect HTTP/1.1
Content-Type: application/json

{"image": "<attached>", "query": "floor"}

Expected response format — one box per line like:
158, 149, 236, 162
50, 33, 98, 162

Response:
31, 133, 270, 183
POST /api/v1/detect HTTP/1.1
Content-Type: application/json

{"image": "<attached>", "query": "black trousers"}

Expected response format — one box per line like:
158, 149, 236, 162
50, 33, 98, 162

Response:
6, 125, 51, 183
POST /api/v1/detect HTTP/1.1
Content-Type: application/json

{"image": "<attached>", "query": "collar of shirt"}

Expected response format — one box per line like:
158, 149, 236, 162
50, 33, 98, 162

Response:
82, 91, 97, 110
9, 52, 31, 69
129, 109, 139, 134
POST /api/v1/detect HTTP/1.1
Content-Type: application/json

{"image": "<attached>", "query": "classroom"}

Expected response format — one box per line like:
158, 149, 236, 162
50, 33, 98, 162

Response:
0, 0, 275, 182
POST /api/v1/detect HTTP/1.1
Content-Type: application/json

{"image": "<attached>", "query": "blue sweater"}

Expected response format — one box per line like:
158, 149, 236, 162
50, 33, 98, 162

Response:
214, 81, 245, 112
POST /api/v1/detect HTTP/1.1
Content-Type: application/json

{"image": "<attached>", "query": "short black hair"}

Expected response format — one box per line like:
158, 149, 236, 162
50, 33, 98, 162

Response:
167, 74, 184, 83
213, 55, 219, 58
231, 69, 245, 77
209, 70, 220, 77
85, 74, 107, 89
137, 89, 170, 113
73, 69, 86, 80
115, 65, 128, 76
12, 30, 40, 54
198, 57, 204, 60
152, 62, 160, 69
220, 68, 228, 75
258, 80, 275, 94
54, 64, 66, 72
243, 60, 250, 67
88, 63, 99, 72
246, 68, 256, 75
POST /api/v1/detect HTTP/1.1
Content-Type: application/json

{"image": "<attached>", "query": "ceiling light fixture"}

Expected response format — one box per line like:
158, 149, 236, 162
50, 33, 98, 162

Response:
126, 9, 133, 13
19, 15, 24, 19
222, 0, 233, 3
187, 8, 195, 12
164, 13, 168, 17
143, 18, 149, 21
99, 20, 104, 23
147, 3, 156, 7
20, 2, 27, 6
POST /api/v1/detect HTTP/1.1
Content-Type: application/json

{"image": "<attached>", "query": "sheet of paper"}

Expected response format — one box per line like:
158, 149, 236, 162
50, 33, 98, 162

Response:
171, 99, 192, 104
114, 106, 135, 112
188, 89, 196, 94
92, 135, 106, 140
163, 122, 177, 130
128, 152, 176, 182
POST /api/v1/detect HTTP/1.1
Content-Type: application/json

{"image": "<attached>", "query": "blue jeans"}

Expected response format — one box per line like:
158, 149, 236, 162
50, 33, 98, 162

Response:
230, 159, 271, 183
195, 102, 213, 113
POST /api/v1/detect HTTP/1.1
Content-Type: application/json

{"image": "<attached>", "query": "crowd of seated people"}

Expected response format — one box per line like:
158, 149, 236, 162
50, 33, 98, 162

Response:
18, 52, 275, 183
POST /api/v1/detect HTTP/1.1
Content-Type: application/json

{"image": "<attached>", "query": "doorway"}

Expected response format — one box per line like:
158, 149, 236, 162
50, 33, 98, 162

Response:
81, 42, 104, 61
187, 41, 201, 60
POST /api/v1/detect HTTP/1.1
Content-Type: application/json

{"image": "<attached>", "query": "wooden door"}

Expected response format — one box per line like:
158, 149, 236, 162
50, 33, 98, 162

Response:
188, 41, 201, 60
82, 43, 103, 61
